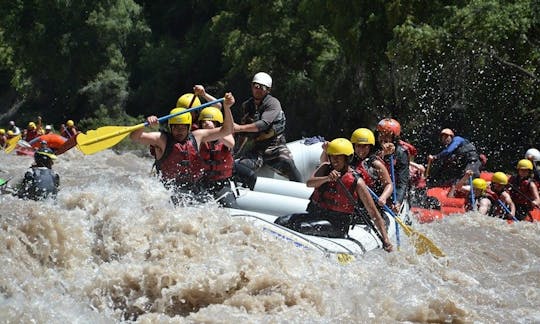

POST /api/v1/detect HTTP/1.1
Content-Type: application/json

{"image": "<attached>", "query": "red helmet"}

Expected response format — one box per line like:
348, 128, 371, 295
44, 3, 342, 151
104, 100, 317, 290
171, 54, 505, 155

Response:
377, 118, 401, 136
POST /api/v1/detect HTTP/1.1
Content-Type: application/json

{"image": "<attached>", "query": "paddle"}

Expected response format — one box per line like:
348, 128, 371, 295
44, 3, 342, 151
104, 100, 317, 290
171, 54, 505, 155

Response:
508, 182, 540, 210
469, 176, 477, 212
77, 98, 224, 155
497, 199, 518, 222
389, 155, 401, 249
425, 159, 432, 178
336, 178, 385, 246
4, 134, 22, 154
367, 186, 445, 257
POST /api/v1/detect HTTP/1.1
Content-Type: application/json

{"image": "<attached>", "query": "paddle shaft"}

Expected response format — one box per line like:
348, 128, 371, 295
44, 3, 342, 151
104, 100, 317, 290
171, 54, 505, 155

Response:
497, 199, 518, 222
389, 155, 400, 248
367, 185, 446, 257
80, 98, 224, 146
156, 97, 224, 124
336, 178, 385, 245
508, 182, 540, 209
469, 176, 477, 211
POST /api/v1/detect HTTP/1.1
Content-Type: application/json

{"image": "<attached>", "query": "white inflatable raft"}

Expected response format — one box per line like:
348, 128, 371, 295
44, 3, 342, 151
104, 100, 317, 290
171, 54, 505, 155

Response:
227, 207, 396, 258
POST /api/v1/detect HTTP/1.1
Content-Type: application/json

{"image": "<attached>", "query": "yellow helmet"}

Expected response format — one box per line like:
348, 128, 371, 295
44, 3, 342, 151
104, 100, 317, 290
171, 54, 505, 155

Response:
198, 107, 223, 124
472, 178, 487, 192
0, 129, 5, 135
66, 120, 75, 127
28, 122, 36, 129
7, 130, 14, 136
168, 107, 192, 127
327, 138, 354, 156
176, 93, 201, 108
491, 172, 508, 185
350, 128, 375, 145
516, 159, 533, 170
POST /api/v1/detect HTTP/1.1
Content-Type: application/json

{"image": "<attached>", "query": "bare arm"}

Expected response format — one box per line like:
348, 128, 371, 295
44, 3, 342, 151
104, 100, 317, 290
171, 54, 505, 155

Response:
130, 116, 167, 156
306, 163, 334, 188
195, 92, 235, 145
193, 85, 223, 109
501, 191, 516, 217
373, 159, 393, 206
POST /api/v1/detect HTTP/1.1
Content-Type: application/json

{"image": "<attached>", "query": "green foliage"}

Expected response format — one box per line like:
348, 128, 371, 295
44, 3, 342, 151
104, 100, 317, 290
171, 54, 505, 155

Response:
0, 0, 538, 170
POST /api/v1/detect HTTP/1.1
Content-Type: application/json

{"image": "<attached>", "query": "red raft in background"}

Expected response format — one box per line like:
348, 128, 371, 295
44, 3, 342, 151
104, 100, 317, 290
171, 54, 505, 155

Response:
16, 133, 74, 156
410, 171, 540, 223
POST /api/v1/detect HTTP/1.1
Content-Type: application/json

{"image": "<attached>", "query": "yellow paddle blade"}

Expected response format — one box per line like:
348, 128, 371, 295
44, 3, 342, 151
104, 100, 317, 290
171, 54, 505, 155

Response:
393, 216, 445, 258
77, 123, 145, 155
4, 135, 22, 154
337, 253, 355, 265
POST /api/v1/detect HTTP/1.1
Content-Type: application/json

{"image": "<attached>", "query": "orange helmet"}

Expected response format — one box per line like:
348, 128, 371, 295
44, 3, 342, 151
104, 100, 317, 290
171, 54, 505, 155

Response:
377, 118, 401, 136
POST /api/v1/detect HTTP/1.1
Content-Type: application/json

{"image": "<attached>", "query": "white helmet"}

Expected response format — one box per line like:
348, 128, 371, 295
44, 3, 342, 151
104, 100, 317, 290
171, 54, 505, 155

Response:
525, 148, 540, 162
252, 72, 272, 88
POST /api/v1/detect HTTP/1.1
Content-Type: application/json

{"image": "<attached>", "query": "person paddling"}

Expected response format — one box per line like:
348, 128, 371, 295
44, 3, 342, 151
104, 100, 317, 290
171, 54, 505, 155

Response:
449, 170, 491, 214
195, 105, 237, 207
428, 128, 481, 186
485, 172, 516, 219
130, 92, 236, 206
275, 138, 393, 252
508, 159, 540, 221
16, 147, 60, 200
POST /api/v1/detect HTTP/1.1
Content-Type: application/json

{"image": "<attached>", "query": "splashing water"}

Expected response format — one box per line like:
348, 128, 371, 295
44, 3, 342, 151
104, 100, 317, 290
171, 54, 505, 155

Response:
0, 149, 539, 323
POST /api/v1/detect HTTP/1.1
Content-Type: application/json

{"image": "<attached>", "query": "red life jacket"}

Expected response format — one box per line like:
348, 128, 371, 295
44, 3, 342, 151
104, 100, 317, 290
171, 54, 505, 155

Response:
25, 129, 40, 142
509, 176, 535, 207
155, 133, 203, 185
199, 141, 233, 181
353, 160, 374, 188
310, 170, 358, 214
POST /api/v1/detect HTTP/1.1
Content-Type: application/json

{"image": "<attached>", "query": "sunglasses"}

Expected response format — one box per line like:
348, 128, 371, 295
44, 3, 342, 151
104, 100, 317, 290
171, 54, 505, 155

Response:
252, 83, 268, 91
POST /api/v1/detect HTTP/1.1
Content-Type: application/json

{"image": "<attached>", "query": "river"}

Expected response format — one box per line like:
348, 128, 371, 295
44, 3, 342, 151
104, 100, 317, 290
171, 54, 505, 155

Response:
0, 148, 539, 323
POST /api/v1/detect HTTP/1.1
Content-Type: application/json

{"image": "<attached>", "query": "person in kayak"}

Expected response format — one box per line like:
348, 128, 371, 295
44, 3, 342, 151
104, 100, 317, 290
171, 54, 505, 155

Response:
375, 118, 410, 212
275, 138, 393, 252
508, 159, 540, 221
130, 92, 236, 206
17, 147, 60, 200
232, 72, 303, 189
428, 128, 481, 186
196, 106, 237, 207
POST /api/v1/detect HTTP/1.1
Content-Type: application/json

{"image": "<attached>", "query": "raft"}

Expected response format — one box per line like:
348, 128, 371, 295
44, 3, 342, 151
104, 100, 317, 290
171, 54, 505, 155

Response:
29, 134, 68, 150
227, 205, 397, 258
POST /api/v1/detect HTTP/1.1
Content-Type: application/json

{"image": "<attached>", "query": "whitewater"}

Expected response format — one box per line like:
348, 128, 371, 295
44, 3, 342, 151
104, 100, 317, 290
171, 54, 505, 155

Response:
0, 148, 539, 323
